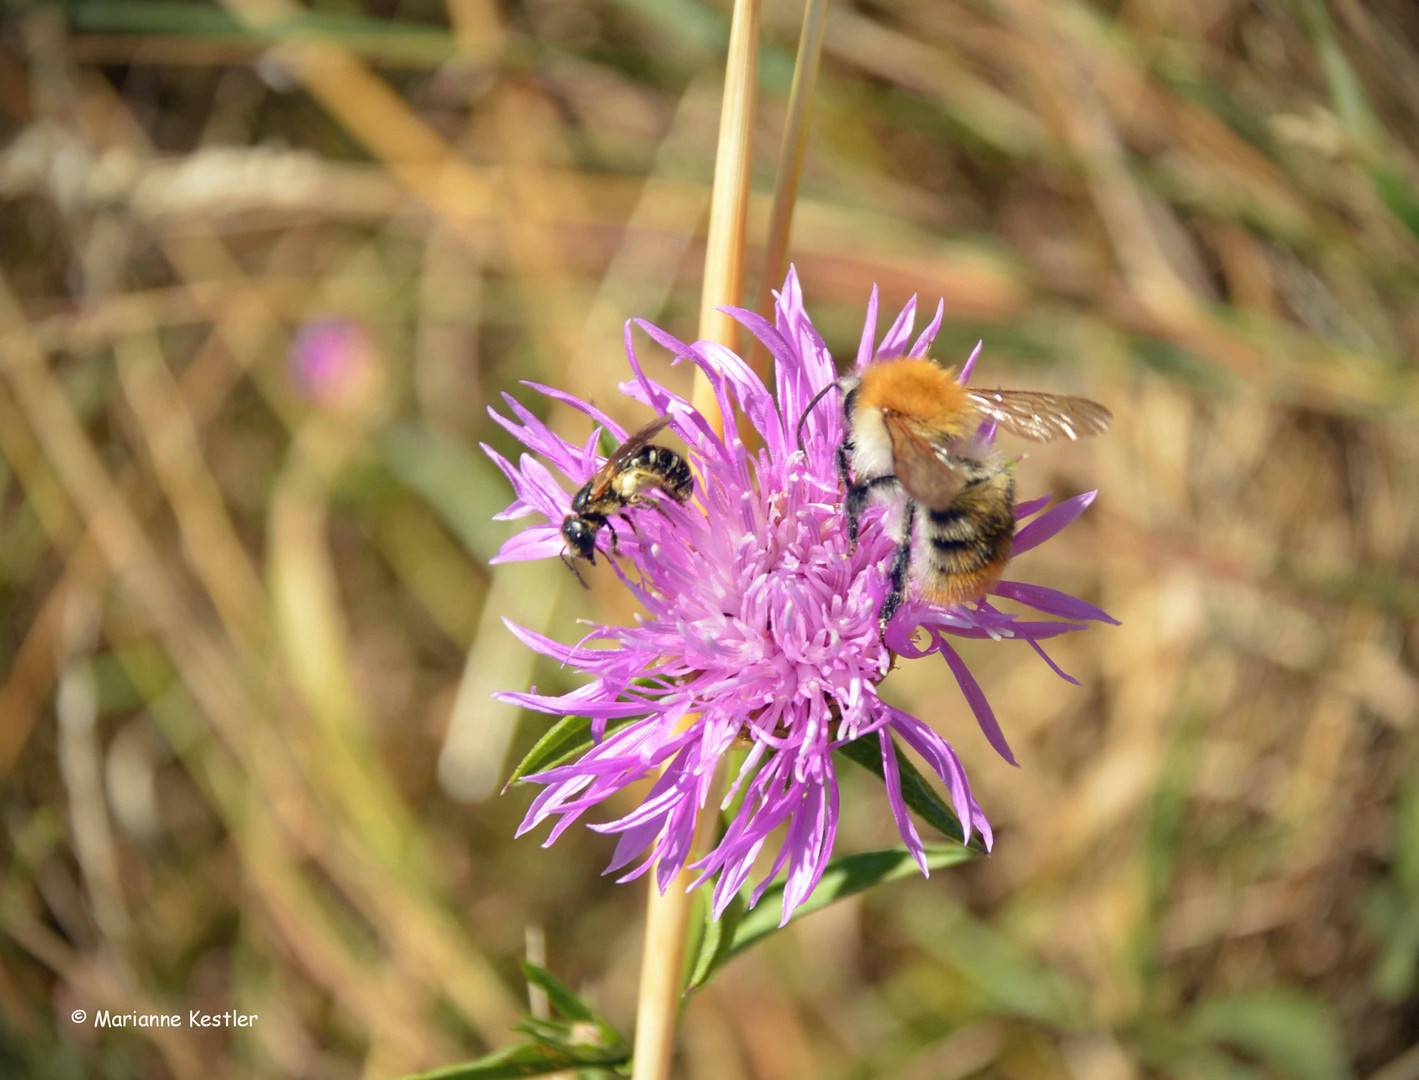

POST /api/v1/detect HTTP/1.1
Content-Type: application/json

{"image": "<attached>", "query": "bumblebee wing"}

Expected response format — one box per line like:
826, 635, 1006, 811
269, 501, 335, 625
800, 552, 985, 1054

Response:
586, 415, 672, 498
965, 389, 1112, 442
883, 412, 966, 510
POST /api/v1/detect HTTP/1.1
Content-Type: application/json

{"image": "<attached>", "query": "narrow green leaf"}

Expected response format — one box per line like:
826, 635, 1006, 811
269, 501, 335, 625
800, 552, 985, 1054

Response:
595, 427, 619, 459
689, 844, 974, 988
401, 966, 627, 1080
1395, 776, 1419, 900
506, 715, 636, 788
902, 902, 1087, 1030
518, 962, 594, 1024
506, 715, 595, 787
679, 885, 710, 991
1292, 0, 1419, 240
837, 733, 985, 850
1135, 1025, 1270, 1080
69, 1, 459, 64
684, 890, 746, 993
391, 1039, 628, 1080
1191, 990, 1356, 1080
1369, 166, 1419, 241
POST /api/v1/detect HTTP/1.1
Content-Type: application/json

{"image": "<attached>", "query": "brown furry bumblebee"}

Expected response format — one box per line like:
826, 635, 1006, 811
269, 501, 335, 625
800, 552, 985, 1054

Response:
804, 358, 1111, 627
560, 416, 692, 583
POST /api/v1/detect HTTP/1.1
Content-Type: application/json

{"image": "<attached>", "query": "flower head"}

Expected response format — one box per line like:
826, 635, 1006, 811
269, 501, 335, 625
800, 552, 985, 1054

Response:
485, 269, 1115, 922
289, 317, 380, 413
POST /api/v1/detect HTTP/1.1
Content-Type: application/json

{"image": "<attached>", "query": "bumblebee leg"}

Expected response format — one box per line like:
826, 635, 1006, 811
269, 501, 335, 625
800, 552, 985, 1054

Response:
878, 501, 916, 629
845, 481, 867, 546
845, 475, 901, 548
839, 385, 858, 487
561, 550, 590, 589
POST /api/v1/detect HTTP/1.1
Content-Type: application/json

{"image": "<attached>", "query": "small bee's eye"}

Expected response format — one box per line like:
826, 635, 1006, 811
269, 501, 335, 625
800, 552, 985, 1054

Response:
571, 488, 589, 513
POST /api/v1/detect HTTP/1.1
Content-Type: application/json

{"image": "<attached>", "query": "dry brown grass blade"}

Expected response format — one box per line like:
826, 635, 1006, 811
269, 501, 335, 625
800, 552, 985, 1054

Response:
214, 0, 498, 238
113, 328, 269, 655
1, 265, 521, 1047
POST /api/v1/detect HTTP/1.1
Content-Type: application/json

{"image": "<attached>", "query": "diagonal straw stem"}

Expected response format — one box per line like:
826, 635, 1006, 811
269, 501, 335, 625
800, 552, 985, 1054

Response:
630, 3, 760, 1079
755, 0, 828, 335
694, 0, 762, 423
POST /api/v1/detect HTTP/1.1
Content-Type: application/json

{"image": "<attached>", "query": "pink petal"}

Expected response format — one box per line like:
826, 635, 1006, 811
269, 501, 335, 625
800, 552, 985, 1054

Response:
1011, 490, 1096, 555
937, 639, 1018, 766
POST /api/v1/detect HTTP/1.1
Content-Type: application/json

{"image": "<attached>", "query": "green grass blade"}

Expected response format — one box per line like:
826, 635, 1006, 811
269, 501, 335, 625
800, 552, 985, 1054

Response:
1191, 990, 1356, 1080
836, 733, 985, 850
702, 845, 975, 983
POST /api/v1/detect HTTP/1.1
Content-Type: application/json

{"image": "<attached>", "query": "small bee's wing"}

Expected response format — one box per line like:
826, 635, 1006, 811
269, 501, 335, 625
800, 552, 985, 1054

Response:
585, 415, 673, 498
883, 413, 966, 510
965, 389, 1112, 442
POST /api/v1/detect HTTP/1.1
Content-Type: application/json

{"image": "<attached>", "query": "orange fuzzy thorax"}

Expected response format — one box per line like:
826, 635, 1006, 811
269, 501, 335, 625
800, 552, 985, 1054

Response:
856, 359, 971, 439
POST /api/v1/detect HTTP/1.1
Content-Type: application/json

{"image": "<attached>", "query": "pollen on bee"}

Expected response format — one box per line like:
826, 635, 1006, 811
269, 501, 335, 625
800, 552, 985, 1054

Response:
857, 358, 970, 435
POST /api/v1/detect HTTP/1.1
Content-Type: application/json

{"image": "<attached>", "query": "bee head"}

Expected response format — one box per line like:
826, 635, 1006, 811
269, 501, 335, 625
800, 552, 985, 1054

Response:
561, 514, 599, 560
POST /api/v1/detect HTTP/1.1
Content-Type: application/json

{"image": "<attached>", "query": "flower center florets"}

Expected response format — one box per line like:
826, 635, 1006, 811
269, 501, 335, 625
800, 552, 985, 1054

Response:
692, 459, 890, 713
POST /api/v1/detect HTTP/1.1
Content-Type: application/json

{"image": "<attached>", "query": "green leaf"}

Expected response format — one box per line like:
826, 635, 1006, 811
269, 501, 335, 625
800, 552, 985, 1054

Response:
505, 715, 635, 788
596, 427, 619, 459
685, 844, 975, 992
684, 889, 746, 993
506, 714, 596, 787
518, 962, 594, 1024
1395, 776, 1419, 900
1191, 990, 1356, 1080
836, 733, 985, 850
1135, 1025, 1270, 1080
390, 1038, 628, 1080
393, 966, 629, 1080
902, 902, 1087, 1030
68, 1, 459, 65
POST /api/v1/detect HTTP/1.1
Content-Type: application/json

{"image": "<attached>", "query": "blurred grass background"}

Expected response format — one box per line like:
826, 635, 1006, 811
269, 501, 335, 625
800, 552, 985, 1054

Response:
1, 0, 1417, 1077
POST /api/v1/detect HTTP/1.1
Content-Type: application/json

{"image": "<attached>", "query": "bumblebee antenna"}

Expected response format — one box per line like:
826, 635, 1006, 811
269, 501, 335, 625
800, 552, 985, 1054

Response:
795, 381, 841, 452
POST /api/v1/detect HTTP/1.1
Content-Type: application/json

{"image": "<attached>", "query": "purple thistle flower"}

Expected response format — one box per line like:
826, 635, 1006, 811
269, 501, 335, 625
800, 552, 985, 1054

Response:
485, 268, 1115, 923
289, 317, 378, 411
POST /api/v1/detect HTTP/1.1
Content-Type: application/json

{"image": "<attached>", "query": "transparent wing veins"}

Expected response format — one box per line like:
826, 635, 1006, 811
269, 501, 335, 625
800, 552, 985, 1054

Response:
965, 389, 1112, 442
586, 415, 672, 498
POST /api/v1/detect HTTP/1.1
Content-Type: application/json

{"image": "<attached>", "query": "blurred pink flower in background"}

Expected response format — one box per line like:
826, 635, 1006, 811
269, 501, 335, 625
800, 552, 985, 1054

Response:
289, 317, 381, 415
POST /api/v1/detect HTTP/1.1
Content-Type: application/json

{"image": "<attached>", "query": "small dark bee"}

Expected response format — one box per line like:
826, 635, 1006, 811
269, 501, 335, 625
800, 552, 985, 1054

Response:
560, 416, 693, 583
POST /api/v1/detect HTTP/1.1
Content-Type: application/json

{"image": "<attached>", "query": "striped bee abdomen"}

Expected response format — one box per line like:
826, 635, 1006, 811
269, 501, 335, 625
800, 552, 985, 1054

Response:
613, 445, 693, 504
916, 473, 1015, 601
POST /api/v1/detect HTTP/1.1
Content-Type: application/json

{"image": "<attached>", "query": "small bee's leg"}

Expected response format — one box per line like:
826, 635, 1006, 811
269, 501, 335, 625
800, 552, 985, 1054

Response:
845, 475, 901, 549
628, 494, 669, 518
561, 550, 590, 589
604, 518, 621, 553
878, 501, 916, 629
